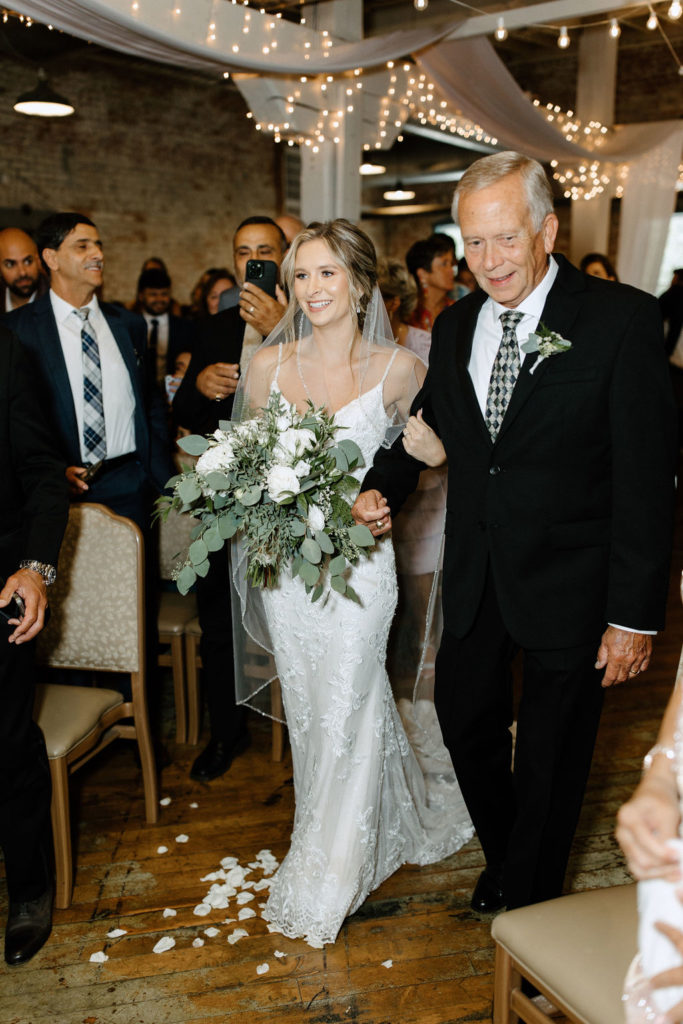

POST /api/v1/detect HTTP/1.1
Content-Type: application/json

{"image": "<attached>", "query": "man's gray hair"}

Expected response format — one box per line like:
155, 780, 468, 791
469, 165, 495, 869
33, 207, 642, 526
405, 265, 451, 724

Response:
452, 152, 554, 232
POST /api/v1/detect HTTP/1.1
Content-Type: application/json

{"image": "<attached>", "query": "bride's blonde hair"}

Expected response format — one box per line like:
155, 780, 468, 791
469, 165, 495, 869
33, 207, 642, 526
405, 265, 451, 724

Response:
279, 219, 377, 343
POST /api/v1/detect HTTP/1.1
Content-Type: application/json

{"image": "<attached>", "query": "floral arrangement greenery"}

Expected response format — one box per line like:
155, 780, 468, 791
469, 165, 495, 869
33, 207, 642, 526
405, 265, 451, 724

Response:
157, 392, 375, 603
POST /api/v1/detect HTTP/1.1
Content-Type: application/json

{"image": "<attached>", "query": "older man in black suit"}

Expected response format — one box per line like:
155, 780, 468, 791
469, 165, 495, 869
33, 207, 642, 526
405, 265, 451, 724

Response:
0, 325, 68, 964
354, 151, 676, 914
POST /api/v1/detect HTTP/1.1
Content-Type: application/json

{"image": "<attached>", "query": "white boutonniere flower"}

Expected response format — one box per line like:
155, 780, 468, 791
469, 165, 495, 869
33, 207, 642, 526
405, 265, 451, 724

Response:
521, 322, 572, 374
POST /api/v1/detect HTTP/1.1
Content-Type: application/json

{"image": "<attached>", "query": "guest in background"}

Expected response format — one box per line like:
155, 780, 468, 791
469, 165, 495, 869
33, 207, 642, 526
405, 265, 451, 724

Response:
137, 267, 195, 385
377, 256, 416, 347
131, 257, 182, 317
174, 215, 287, 783
197, 267, 236, 317
580, 252, 619, 282
0, 228, 48, 313
453, 256, 477, 299
406, 234, 455, 331
0, 324, 68, 966
275, 213, 305, 247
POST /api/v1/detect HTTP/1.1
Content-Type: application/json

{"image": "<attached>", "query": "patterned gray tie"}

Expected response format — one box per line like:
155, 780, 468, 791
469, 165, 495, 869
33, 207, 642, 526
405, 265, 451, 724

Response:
485, 310, 524, 441
73, 307, 107, 461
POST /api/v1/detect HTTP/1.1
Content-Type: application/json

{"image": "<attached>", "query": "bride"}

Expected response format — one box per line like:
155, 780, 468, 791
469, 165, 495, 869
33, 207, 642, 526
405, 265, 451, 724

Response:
232, 219, 472, 947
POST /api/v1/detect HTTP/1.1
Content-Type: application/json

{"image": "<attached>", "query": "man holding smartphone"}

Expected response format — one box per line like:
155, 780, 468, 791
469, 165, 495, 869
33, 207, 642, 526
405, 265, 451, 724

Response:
0, 324, 68, 965
174, 215, 287, 781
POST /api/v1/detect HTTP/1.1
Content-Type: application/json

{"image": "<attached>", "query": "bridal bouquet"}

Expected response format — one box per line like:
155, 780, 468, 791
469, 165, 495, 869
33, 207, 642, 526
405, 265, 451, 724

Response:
157, 393, 375, 603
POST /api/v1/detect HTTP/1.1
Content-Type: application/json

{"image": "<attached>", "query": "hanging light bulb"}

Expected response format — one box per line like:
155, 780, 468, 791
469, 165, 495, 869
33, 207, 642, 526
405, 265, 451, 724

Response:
494, 16, 508, 41
414, 0, 428, 9
558, 25, 570, 48
669, 0, 682, 19
609, 17, 621, 37
646, 7, 658, 28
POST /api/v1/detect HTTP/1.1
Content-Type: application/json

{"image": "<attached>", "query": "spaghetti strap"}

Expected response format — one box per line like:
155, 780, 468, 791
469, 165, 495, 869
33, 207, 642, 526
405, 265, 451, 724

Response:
380, 347, 400, 385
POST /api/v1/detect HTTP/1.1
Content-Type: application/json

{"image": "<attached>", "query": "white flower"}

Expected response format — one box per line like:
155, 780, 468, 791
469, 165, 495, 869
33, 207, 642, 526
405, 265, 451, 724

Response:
267, 465, 300, 503
277, 427, 316, 461
294, 459, 311, 478
307, 504, 325, 533
196, 440, 234, 477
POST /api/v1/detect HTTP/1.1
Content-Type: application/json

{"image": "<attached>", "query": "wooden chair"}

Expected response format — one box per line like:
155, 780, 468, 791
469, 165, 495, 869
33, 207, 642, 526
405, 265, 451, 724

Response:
34, 503, 158, 909
157, 509, 198, 744
491, 884, 637, 1024
185, 617, 285, 761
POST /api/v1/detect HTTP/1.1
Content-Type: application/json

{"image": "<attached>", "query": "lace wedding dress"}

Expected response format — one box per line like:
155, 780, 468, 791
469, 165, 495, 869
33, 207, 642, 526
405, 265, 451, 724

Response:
259, 361, 473, 948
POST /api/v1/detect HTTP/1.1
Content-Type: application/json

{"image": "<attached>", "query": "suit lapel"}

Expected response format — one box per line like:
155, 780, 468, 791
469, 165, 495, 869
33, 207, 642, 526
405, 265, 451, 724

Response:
33, 298, 81, 461
494, 255, 585, 445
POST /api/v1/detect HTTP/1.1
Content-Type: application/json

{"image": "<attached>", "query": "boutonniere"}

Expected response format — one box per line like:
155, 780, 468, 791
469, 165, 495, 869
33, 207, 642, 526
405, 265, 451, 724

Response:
521, 322, 572, 375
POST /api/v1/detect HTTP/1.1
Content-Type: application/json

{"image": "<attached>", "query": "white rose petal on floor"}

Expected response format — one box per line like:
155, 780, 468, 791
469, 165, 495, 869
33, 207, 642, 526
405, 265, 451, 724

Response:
159, 796, 172, 806
227, 928, 249, 945
156, 846, 168, 854
153, 937, 175, 954
175, 834, 189, 844
106, 928, 127, 938
162, 908, 177, 918
192, 937, 205, 948
238, 907, 257, 920
256, 963, 269, 975
204, 927, 220, 938
193, 903, 212, 916
89, 951, 109, 963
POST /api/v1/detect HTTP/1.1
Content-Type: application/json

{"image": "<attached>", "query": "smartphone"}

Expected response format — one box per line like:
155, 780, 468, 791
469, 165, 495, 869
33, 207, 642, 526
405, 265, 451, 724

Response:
0, 587, 25, 624
245, 259, 278, 299
81, 459, 103, 484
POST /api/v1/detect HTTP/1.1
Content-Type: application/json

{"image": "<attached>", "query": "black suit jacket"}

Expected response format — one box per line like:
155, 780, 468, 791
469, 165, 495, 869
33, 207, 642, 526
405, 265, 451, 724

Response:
365, 254, 677, 649
4, 293, 173, 494
0, 326, 68, 577
165, 314, 195, 375
173, 306, 246, 435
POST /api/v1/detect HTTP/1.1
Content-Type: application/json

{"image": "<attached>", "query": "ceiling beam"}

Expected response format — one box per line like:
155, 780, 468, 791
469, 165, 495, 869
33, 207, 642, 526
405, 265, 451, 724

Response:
448, 0, 640, 37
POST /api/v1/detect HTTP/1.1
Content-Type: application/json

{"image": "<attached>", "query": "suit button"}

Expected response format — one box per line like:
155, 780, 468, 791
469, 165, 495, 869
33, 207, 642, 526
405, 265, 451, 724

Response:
489, 465, 502, 475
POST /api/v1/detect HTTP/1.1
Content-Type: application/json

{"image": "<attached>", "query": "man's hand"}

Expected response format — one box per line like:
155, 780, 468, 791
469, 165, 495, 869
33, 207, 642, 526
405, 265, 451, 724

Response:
616, 774, 681, 880
0, 568, 48, 644
195, 362, 240, 401
351, 489, 392, 537
595, 625, 652, 687
402, 410, 447, 467
66, 465, 89, 496
239, 281, 287, 337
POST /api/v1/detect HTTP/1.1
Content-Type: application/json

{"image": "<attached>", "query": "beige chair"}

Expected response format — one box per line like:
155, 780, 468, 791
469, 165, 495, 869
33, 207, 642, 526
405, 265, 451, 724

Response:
157, 509, 198, 744
34, 503, 158, 909
491, 884, 637, 1024
185, 618, 285, 761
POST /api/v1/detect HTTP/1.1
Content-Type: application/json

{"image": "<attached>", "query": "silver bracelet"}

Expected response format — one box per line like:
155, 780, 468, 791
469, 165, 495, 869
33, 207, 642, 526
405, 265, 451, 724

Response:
643, 744, 677, 773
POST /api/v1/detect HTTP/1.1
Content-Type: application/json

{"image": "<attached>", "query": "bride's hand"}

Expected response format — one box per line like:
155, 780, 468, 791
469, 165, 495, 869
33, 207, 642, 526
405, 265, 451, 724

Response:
351, 489, 392, 537
402, 410, 447, 467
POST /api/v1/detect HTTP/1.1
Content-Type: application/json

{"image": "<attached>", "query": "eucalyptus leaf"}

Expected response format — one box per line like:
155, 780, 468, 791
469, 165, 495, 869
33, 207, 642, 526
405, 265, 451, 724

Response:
345, 583, 361, 604
330, 575, 346, 594
311, 583, 324, 603
329, 554, 347, 576
299, 559, 320, 586
190, 523, 204, 540
189, 538, 208, 565
206, 471, 231, 491
301, 537, 322, 564
291, 553, 303, 577
178, 477, 202, 505
177, 434, 209, 456
348, 524, 375, 547
332, 447, 349, 471
217, 513, 238, 539
177, 564, 196, 595
338, 439, 363, 466
315, 530, 334, 555
240, 485, 262, 506
213, 493, 229, 509
290, 519, 306, 537
204, 526, 224, 552
194, 558, 211, 578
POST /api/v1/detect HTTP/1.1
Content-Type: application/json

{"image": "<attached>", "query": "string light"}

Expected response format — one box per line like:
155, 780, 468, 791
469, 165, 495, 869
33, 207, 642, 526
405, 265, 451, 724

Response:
494, 16, 508, 41
647, 7, 658, 28
669, 0, 682, 17
414, 0, 429, 8
558, 25, 570, 48
609, 17, 621, 37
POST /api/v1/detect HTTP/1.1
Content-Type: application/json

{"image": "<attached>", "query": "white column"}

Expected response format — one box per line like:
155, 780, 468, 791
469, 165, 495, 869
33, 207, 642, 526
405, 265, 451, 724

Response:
299, 0, 363, 224
569, 26, 618, 267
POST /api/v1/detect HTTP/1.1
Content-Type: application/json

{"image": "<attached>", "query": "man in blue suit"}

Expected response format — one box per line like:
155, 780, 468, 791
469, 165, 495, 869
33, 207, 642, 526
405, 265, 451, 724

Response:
5, 213, 173, 532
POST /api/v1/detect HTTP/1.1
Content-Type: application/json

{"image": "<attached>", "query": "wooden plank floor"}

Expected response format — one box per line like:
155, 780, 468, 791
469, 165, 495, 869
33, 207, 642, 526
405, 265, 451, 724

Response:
3, 531, 682, 1024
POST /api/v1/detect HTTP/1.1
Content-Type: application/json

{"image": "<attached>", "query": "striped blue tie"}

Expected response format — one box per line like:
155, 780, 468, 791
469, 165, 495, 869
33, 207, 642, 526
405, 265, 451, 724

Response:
74, 307, 107, 461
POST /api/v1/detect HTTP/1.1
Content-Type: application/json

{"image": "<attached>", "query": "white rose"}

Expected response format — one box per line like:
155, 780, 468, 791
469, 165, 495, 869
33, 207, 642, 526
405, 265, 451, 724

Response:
266, 465, 300, 503
196, 440, 234, 477
307, 504, 325, 533
294, 459, 311, 478
277, 427, 316, 461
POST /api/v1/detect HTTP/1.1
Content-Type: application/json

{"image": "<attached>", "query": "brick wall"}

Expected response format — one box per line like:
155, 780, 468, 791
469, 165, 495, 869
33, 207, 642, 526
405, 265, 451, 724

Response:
0, 48, 279, 305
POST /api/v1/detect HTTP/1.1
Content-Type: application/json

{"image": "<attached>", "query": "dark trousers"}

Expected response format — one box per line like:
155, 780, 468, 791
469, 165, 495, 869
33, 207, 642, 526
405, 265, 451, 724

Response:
195, 547, 244, 744
435, 570, 605, 910
0, 636, 52, 903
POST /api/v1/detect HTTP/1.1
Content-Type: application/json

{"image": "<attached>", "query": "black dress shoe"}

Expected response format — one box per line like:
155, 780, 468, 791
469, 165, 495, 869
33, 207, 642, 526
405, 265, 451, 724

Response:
5, 887, 53, 966
470, 866, 505, 914
190, 732, 251, 782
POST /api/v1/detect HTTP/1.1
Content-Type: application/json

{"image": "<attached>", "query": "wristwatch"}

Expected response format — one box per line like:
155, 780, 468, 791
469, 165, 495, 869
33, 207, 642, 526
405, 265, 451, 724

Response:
19, 560, 57, 586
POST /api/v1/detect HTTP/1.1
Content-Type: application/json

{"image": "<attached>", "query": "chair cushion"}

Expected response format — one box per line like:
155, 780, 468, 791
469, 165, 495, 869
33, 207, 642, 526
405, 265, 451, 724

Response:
157, 591, 198, 635
491, 884, 637, 1024
34, 683, 124, 759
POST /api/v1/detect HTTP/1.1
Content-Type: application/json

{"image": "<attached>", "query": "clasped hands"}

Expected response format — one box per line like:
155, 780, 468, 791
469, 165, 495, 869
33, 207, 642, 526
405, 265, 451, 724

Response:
0, 568, 48, 644
196, 281, 286, 402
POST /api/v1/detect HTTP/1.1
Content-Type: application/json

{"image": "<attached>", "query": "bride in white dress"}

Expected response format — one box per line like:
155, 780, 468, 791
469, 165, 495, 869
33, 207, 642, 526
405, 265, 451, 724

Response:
231, 220, 472, 947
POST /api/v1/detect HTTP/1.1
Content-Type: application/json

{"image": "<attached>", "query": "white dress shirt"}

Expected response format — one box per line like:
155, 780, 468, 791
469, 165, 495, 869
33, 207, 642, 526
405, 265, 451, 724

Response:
467, 256, 650, 636
5, 289, 37, 313
50, 290, 136, 462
